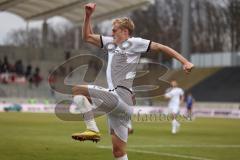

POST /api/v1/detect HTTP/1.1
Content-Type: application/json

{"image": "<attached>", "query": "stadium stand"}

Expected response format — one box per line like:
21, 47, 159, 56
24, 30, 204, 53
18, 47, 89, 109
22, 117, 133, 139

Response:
189, 67, 240, 102
165, 67, 220, 90
0, 46, 107, 99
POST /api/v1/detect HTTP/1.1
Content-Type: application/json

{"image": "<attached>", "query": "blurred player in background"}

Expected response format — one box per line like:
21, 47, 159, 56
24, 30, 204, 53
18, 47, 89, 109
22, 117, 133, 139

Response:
72, 2, 194, 160
165, 80, 184, 134
185, 92, 195, 120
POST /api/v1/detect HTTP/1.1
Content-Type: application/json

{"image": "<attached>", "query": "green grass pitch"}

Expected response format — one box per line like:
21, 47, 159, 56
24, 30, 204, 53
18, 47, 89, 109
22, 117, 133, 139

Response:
0, 112, 240, 160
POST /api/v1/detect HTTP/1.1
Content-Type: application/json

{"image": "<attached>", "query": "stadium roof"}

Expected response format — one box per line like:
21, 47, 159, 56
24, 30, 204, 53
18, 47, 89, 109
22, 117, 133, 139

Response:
0, 0, 151, 25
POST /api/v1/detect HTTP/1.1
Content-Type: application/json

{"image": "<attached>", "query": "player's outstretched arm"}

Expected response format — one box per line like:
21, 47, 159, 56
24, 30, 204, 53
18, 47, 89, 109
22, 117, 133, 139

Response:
150, 42, 194, 74
82, 3, 101, 47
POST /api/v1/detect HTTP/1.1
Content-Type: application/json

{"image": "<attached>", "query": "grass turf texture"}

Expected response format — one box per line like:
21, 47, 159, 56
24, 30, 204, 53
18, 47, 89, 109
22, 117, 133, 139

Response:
0, 112, 240, 160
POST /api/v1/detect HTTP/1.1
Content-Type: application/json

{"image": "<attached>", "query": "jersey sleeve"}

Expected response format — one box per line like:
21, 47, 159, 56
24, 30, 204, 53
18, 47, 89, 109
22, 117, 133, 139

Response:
131, 37, 151, 54
180, 89, 184, 96
100, 35, 114, 49
165, 89, 173, 98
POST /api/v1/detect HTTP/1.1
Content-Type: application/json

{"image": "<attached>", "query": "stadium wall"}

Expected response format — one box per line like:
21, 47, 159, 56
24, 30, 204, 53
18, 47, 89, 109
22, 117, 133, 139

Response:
1, 102, 240, 119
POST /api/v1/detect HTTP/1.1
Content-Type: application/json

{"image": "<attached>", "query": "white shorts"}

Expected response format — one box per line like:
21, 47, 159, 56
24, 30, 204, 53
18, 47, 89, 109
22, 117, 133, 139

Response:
168, 106, 180, 114
88, 85, 133, 143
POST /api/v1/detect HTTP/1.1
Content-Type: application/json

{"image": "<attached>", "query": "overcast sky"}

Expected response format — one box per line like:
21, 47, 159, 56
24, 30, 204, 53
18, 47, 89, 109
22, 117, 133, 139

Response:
0, 11, 70, 45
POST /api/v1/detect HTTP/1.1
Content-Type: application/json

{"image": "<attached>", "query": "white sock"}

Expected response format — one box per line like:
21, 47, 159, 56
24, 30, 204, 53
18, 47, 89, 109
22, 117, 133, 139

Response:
175, 119, 180, 126
73, 95, 93, 113
127, 121, 132, 130
172, 119, 180, 134
73, 95, 99, 132
85, 119, 99, 132
172, 119, 180, 126
116, 154, 128, 160
172, 120, 176, 132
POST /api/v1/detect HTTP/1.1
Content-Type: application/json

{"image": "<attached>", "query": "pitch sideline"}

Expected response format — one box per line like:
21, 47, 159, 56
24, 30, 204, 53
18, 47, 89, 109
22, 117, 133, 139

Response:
97, 145, 213, 160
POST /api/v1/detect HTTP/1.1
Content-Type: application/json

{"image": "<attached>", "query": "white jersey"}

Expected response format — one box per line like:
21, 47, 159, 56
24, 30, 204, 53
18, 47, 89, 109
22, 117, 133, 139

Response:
165, 87, 184, 108
100, 36, 151, 90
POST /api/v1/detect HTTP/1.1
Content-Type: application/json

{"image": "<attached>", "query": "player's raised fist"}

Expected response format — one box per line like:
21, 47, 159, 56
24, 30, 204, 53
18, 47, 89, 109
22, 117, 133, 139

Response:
84, 3, 96, 16
183, 62, 194, 74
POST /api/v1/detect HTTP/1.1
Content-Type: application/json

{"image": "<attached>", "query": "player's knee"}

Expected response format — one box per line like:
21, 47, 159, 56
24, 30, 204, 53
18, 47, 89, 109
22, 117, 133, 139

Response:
72, 85, 88, 96
72, 86, 80, 95
112, 146, 125, 158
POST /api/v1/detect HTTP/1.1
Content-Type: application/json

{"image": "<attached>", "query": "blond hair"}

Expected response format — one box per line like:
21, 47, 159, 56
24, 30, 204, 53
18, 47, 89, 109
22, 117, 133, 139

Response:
112, 17, 135, 35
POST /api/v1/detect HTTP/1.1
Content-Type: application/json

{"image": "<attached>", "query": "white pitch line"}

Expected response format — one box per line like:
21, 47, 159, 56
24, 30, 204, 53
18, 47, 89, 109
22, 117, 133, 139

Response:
127, 144, 240, 148
97, 145, 213, 160
127, 149, 213, 160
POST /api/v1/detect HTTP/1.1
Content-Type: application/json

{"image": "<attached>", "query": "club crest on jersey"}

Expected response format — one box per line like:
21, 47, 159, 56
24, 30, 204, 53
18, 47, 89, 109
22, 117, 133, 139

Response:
121, 41, 132, 50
